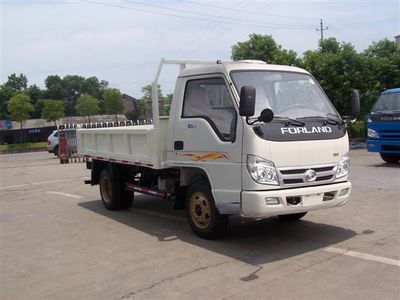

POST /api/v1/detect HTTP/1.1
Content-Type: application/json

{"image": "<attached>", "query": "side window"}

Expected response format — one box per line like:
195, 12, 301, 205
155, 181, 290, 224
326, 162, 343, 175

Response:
182, 78, 237, 141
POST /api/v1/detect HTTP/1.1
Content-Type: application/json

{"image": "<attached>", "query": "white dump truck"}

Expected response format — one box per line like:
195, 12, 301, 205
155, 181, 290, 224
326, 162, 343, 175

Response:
77, 59, 360, 239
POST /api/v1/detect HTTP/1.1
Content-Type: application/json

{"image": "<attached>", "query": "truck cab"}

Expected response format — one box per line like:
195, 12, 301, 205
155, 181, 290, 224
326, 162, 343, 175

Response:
367, 88, 400, 163
168, 61, 351, 219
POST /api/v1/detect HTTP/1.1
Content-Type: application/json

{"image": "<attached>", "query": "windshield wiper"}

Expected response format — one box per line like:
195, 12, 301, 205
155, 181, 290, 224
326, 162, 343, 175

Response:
273, 116, 305, 127
297, 114, 344, 125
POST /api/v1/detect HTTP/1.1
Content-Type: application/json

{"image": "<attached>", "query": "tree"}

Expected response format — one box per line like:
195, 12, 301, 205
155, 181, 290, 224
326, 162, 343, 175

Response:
140, 84, 164, 119
7, 93, 33, 143
4, 73, 28, 93
361, 39, 400, 114
76, 95, 99, 123
0, 74, 28, 118
41, 99, 65, 126
63, 75, 86, 116
26, 84, 43, 118
44, 75, 65, 100
302, 38, 368, 116
0, 85, 14, 118
163, 93, 173, 116
231, 34, 300, 65
103, 88, 124, 122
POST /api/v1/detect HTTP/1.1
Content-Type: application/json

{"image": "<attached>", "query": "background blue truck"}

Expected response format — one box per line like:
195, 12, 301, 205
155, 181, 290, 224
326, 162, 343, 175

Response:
367, 88, 400, 163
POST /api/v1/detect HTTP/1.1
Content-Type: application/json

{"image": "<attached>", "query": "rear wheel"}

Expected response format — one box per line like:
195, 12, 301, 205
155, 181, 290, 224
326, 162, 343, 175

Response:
278, 212, 307, 221
185, 183, 229, 239
380, 153, 400, 163
99, 168, 133, 210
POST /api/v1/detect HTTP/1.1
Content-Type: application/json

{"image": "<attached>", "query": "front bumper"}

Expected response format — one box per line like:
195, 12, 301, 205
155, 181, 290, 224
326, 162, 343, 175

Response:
367, 139, 400, 154
241, 181, 351, 218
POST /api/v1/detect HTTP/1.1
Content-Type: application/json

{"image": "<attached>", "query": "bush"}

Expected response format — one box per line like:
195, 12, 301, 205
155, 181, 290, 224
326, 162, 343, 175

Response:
347, 120, 367, 140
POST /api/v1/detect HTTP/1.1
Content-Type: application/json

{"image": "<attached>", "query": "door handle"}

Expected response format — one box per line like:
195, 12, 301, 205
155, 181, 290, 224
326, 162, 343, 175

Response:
174, 141, 184, 150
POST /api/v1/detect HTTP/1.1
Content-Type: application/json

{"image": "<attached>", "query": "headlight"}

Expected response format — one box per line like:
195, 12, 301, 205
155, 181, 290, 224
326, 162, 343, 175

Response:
368, 128, 379, 138
336, 155, 350, 178
247, 155, 279, 185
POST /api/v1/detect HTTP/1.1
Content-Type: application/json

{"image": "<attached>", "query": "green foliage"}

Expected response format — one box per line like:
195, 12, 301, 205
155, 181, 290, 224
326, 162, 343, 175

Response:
0, 85, 14, 118
41, 99, 65, 125
136, 99, 147, 120
26, 84, 44, 118
103, 88, 124, 121
0, 73, 29, 118
302, 38, 368, 115
44, 75, 65, 99
141, 84, 163, 102
8, 93, 33, 123
44, 75, 109, 116
137, 84, 172, 119
8, 93, 34, 143
231, 34, 301, 65
76, 95, 99, 123
231, 35, 399, 124
361, 39, 400, 115
0, 142, 47, 153
163, 93, 173, 116
4, 73, 28, 93
347, 121, 367, 140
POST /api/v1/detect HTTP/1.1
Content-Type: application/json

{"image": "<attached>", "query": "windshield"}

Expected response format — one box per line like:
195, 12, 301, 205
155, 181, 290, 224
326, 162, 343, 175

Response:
371, 92, 400, 113
231, 71, 338, 119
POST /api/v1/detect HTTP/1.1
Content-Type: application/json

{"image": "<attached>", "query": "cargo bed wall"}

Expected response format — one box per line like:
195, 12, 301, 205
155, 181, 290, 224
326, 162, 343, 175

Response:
77, 121, 168, 169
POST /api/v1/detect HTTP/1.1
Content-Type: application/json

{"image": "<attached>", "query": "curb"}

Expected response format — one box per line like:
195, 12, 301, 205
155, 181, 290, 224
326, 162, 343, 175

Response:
0, 147, 47, 155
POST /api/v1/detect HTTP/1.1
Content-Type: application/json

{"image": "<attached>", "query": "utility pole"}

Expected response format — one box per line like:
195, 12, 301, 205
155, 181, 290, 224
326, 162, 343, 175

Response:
316, 19, 328, 46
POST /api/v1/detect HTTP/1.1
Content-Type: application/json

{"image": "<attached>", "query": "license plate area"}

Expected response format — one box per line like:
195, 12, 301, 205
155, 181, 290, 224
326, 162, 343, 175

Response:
302, 193, 323, 206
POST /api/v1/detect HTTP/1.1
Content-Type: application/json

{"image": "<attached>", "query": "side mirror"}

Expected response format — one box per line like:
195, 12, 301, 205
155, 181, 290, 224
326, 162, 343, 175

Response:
239, 86, 256, 117
258, 108, 274, 123
350, 89, 360, 122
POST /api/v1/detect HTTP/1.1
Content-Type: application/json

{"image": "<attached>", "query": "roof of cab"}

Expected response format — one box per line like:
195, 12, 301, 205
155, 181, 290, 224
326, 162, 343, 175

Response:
381, 88, 400, 95
178, 60, 309, 78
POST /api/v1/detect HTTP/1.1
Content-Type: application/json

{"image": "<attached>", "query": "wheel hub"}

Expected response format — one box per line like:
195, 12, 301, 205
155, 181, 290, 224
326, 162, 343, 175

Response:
189, 192, 211, 229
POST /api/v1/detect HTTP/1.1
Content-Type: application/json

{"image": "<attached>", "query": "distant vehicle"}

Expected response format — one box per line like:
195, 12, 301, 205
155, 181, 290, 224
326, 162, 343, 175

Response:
367, 88, 400, 163
47, 130, 59, 156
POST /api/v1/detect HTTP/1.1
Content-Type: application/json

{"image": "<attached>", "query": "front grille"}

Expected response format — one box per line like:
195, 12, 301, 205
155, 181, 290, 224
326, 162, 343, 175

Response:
382, 145, 400, 152
378, 129, 400, 140
277, 164, 337, 188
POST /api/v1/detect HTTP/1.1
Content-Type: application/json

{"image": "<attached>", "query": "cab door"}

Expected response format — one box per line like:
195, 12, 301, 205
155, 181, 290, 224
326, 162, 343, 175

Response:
168, 75, 243, 214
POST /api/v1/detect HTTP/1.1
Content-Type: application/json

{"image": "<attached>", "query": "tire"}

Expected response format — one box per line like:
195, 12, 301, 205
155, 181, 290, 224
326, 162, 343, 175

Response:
185, 183, 229, 239
53, 145, 59, 157
99, 168, 133, 210
380, 153, 400, 163
278, 212, 307, 221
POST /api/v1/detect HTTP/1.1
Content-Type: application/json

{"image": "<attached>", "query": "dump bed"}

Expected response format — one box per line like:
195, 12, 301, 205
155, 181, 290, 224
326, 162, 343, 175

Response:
77, 119, 168, 169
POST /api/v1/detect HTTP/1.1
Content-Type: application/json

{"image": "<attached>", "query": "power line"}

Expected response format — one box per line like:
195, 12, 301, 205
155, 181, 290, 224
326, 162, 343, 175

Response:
122, 0, 314, 29
178, 0, 320, 21
80, 0, 314, 30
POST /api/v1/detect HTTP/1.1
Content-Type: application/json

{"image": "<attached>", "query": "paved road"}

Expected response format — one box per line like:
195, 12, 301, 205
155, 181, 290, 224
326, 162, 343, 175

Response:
0, 150, 399, 299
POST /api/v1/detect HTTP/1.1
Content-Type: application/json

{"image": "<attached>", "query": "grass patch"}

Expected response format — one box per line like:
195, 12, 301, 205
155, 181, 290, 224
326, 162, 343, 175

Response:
0, 142, 47, 152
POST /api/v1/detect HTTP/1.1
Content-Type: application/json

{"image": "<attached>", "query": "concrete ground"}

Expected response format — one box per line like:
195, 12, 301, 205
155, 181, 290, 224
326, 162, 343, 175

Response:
0, 150, 399, 299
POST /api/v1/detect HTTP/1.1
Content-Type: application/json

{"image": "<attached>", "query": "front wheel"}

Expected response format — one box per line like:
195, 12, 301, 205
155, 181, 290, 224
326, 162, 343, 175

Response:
380, 153, 400, 163
278, 212, 307, 221
185, 183, 229, 239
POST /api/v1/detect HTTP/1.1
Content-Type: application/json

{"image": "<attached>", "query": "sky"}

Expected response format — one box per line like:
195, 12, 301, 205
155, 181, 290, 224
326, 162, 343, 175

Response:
1, 0, 399, 98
